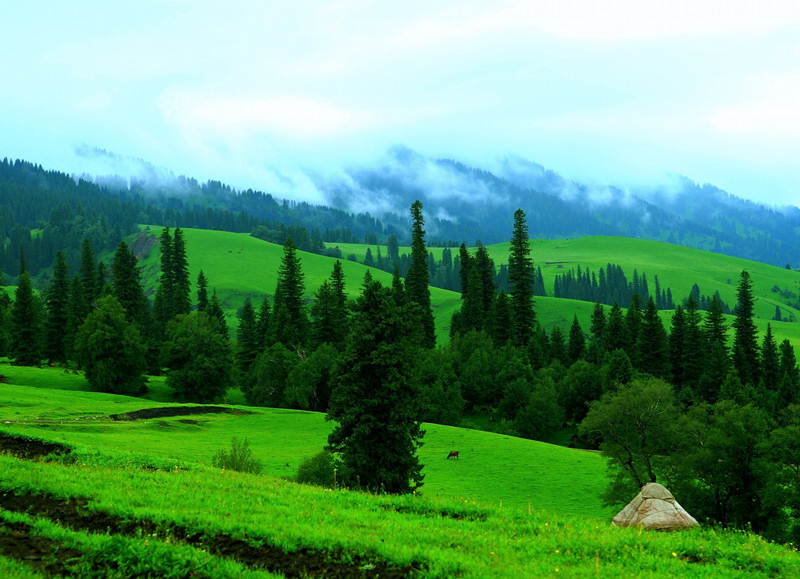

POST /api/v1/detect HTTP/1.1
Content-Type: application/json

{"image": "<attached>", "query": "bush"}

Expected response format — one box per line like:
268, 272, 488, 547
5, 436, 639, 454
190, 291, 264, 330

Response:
295, 450, 338, 487
211, 436, 262, 474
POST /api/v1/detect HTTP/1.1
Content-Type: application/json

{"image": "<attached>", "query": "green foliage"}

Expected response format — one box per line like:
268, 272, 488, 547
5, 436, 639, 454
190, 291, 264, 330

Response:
508, 209, 536, 347
110, 241, 149, 328
733, 270, 760, 387
73, 296, 147, 394
245, 342, 300, 406
295, 450, 338, 487
162, 312, 233, 403
284, 343, 338, 411
405, 201, 436, 348
11, 271, 41, 366
44, 250, 70, 364
327, 273, 425, 494
270, 237, 308, 349
211, 436, 263, 474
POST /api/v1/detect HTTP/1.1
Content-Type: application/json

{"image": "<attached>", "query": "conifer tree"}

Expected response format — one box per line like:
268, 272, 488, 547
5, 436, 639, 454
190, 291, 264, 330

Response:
508, 209, 536, 347
0, 265, 10, 357
700, 293, 730, 403
172, 227, 192, 316
490, 290, 512, 346
587, 302, 607, 362
64, 275, 88, 363
405, 201, 436, 348
111, 241, 149, 327
196, 270, 209, 312
270, 237, 307, 349
44, 251, 70, 364
636, 297, 670, 378
625, 293, 643, 360
682, 295, 705, 391
760, 324, 780, 394
236, 297, 259, 376
549, 325, 568, 365
159, 227, 175, 319
79, 238, 96, 303
327, 273, 425, 494
732, 271, 759, 386
255, 296, 270, 351
207, 289, 228, 340
779, 339, 800, 406
669, 305, 687, 388
11, 271, 41, 366
568, 314, 586, 363
605, 303, 628, 352
391, 265, 406, 305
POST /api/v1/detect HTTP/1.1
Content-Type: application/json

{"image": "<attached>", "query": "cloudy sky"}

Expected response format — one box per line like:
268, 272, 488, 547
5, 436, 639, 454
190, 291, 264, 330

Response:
2, 1, 799, 207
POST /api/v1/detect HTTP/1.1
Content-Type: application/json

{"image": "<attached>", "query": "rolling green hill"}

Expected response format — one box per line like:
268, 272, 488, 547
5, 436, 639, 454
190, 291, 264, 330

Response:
0, 378, 799, 577
327, 236, 800, 348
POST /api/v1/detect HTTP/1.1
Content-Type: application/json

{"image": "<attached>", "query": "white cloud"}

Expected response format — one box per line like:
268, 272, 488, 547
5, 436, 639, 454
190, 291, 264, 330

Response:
711, 74, 800, 134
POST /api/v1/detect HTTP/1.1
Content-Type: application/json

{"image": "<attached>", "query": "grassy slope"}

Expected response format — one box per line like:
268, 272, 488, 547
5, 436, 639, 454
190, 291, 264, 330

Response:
136, 227, 462, 344
330, 236, 800, 348
0, 379, 609, 519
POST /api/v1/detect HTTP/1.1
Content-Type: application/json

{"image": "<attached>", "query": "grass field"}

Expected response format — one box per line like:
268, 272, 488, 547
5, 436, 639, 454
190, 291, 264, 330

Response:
1, 375, 800, 576
329, 236, 800, 348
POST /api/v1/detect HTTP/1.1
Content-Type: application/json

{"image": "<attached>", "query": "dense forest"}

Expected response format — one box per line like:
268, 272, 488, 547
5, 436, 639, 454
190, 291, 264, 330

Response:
3, 156, 800, 542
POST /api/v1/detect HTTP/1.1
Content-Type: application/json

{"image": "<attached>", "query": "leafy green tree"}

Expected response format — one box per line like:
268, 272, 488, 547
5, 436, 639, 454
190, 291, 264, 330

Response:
326, 273, 425, 494
405, 201, 436, 348
558, 360, 604, 422
580, 377, 678, 488
515, 375, 564, 442
44, 251, 70, 364
732, 270, 760, 387
162, 312, 233, 403
417, 347, 463, 426
246, 342, 300, 406
601, 349, 634, 392
74, 296, 146, 394
508, 209, 536, 347
284, 342, 339, 411
11, 271, 42, 366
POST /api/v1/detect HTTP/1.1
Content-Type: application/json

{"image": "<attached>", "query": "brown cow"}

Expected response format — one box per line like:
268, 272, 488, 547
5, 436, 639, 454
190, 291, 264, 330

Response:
446, 450, 459, 460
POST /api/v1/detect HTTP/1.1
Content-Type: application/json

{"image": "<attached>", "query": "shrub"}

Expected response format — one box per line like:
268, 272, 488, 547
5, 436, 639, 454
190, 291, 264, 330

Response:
295, 450, 338, 487
211, 436, 262, 474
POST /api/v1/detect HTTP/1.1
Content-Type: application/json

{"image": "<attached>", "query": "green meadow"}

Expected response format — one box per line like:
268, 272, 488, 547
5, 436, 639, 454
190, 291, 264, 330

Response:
1, 375, 800, 576
329, 236, 800, 348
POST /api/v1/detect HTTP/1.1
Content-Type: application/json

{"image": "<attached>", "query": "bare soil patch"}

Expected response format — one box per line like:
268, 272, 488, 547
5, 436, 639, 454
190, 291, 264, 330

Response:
0, 432, 72, 459
109, 405, 252, 421
0, 489, 419, 577
0, 519, 83, 577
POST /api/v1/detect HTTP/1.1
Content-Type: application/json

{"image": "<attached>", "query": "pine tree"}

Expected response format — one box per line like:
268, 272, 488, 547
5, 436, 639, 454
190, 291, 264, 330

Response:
270, 237, 307, 349
549, 325, 568, 365
391, 265, 406, 305
669, 305, 687, 388
760, 324, 780, 393
732, 271, 760, 387
44, 251, 70, 364
625, 293, 643, 360
65, 275, 88, 363
568, 314, 586, 363
605, 303, 628, 352
682, 295, 705, 391
779, 339, 800, 406
111, 241, 149, 327
405, 201, 436, 348
196, 270, 209, 312
0, 265, 11, 357
236, 298, 259, 375
587, 301, 607, 362
255, 296, 271, 351
172, 227, 192, 316
207, 289, 228, 340
508, 209, 536, 347
636, 297, 670, 378
11, 271, 42, 366
490, 290, 512, 346
326, 273, 425, 494
700, 293, 730, 403
79, 238, 96, 303
159, 227, 176, 319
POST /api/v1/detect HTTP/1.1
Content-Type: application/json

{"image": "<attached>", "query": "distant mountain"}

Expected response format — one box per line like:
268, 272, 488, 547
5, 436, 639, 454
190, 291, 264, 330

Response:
319, 147, 800, 267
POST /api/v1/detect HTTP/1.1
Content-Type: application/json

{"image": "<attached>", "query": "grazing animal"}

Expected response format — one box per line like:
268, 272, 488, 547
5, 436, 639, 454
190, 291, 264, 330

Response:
447, 450, 459, 460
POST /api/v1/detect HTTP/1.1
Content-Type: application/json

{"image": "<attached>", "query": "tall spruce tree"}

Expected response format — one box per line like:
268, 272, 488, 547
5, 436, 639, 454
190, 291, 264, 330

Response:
158, 227, 176, 320
588, 301, 607, 362
196, 270, 209, 312
79, 238, 96, 304
327, 273, 425, 494
44, 251, 70, 364
779, 339, 800, 406
172, 227, 192, 316
700, 293, 730, 403
405, 201, 436, 348
65, 275, 88, 363
270, 237, 307, 349
760, 324, 780, 394
682, 295, 705, 392
508, 209, 536, 347
11, 271, 41, 366
111, 241, 149, 328
636, 296, 670, 378
568, 314, 586, 363
236, 297, 259, 376
732, 270, 760, 387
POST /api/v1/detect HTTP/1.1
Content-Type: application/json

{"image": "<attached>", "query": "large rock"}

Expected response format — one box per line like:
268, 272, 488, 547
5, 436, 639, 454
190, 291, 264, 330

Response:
612, 483, 699, 531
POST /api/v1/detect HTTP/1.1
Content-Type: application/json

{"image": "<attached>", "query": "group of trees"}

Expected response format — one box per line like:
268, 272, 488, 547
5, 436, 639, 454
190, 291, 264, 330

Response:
3, 188, 800, 538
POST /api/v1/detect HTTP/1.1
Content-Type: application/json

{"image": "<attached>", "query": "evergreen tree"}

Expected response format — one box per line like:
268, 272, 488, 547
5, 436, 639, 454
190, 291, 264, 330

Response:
605, 303, 628, 352
44, 251, 70, 364
196, 270, 209, 312
391, 265, 406, 305
310, 280, 348, 348
682, 295, 705, 392
172, 227, 192, 316
327, 273, 425, 494
96, 261, 110, 297
549, 325, 568, 366
158, 227, 176, 319
255, 296, 271, 351
79, 238, 96, 303
732, 271, 760, 387
236, 298, 259, 376
700, 293, 730, 403
270, 238, 308, 349
64, 275, 88, 363
0, 266, 10, 357
405, 201, 436, 348
11, 271, 41, 366
760, 324, 780, 394
779, 339, 800, 406
207, 288, 228, 340
636, 297, 670, 378
490, 290, 512, 346
330, 260, 347, 312
111, 241, 149, 327
669, 305, 687, 388
508, 209, 536, 347
568, 314, 586, 363
587, 302, 606, 362
625, 293, 643, 360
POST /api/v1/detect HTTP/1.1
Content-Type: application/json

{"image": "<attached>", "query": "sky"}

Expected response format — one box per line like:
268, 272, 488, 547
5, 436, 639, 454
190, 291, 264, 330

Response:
2, 0, 800, 208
